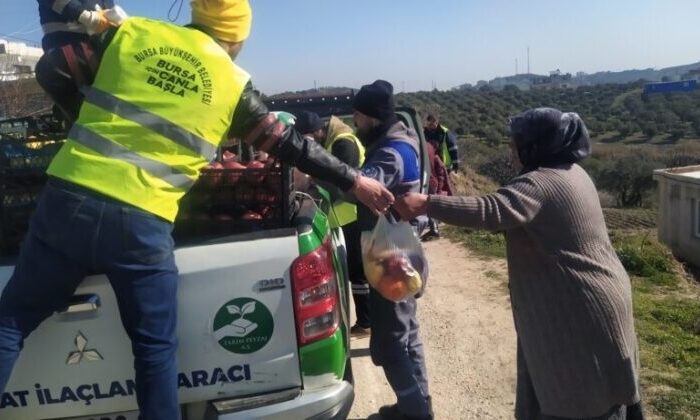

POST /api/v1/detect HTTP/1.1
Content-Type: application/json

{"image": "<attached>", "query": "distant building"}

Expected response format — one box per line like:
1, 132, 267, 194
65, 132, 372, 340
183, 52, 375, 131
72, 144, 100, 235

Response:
532, 72, 573, 90
654, 165, 700, 267
682, 68, 700, 81
0, 39, 43, 81
643, 80, 696, 94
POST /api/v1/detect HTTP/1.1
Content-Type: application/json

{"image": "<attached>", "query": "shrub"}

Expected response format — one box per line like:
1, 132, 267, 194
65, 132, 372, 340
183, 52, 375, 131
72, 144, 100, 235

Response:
477, 150, 517, 186
594, 151, 664, 207
611, 232, 678, 287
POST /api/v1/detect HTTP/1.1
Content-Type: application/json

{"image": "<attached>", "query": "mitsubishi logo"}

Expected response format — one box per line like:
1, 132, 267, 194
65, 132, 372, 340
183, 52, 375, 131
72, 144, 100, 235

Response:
66, 331, 103, 365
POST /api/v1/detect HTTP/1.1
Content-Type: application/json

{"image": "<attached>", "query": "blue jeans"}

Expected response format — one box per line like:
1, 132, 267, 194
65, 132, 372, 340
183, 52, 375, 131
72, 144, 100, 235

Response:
0, 179, 180, 420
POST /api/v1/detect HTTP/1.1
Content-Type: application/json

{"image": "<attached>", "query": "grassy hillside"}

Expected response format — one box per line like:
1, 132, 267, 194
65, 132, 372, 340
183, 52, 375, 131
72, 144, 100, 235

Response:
396, 82, 700, 147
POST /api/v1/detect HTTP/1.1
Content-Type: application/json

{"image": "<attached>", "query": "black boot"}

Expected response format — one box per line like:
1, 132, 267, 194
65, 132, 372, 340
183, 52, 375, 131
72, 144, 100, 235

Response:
420, 219, 440, 242
350, 323, 370, 339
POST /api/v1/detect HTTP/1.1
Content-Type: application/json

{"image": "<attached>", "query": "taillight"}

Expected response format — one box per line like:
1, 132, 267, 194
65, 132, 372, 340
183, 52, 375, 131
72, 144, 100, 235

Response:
291, 238, 340, 345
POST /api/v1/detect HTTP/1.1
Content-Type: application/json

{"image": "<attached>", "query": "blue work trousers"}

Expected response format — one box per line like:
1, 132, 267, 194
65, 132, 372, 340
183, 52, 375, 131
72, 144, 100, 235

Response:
0, 179, 180, 420
370, 290, 431, 417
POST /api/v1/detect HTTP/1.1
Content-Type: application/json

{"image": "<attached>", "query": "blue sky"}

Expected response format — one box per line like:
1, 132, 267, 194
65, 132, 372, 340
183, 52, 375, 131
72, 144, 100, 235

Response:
2, 1, 699, 94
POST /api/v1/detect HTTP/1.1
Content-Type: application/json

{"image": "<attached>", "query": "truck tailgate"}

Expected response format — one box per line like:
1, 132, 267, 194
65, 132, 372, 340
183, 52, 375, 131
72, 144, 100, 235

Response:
0, 231, 301, 419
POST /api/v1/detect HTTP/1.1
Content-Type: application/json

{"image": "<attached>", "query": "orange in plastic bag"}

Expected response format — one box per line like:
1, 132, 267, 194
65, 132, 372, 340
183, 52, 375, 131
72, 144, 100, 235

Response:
361, 216, 427, 302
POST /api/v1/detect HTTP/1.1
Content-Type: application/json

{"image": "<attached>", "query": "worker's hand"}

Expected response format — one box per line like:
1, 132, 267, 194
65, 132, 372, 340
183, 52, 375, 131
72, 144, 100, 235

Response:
393, 193, 429, 221
351, 175, 394, 215
78, 9, 116, 35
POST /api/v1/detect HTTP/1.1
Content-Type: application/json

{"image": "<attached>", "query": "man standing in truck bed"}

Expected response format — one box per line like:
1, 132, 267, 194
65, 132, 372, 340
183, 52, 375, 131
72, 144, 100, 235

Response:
0, 2, 393, 419
35, 0, 118, 122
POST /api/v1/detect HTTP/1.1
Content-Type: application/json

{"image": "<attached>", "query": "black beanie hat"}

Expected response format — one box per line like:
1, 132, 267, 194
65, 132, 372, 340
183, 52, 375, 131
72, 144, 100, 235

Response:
294, 110, 325, 134
353, 80, 395, 121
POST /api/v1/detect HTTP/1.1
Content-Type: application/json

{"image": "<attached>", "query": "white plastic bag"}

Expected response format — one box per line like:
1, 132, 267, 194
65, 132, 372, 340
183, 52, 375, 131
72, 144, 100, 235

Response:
361, 216, 427, 302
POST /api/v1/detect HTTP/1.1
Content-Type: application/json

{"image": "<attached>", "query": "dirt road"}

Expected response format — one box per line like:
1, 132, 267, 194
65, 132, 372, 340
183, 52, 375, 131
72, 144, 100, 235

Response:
348, 238, 517, 420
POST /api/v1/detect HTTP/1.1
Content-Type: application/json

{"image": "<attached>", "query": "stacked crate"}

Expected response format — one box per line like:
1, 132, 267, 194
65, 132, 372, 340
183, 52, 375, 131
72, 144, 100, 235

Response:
174, 157, 295, 240
0, 115, 296, 252
0, 115, 66, 253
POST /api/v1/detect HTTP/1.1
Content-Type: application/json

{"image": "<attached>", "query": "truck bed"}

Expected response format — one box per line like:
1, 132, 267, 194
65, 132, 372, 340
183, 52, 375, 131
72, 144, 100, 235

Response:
0, 228, 303, 419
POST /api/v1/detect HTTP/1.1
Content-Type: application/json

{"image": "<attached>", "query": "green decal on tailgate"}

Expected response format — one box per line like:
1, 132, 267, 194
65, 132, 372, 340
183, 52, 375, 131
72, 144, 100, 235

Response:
300, 330, 346, 378
213, 298, 274, 354
297, 208, 330, 255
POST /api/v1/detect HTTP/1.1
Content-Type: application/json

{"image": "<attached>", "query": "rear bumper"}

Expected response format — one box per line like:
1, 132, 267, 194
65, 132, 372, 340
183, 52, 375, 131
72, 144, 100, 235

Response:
213, 381, 354, 420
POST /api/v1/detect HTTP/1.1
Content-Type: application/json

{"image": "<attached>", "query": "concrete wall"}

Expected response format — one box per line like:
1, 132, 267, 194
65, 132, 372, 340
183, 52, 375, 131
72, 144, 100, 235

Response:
654, 166, 700, 267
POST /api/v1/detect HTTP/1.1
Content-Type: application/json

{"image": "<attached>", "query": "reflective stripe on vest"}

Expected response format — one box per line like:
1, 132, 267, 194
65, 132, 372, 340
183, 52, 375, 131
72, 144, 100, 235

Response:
48, 17, 250, 222
69, 123, 196, 189
439, 125, 451, 167
81, 86, 218, 159
325, 132, 365, 228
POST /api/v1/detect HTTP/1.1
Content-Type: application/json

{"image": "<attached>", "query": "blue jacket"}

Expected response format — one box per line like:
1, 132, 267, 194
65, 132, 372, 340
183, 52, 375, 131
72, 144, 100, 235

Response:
358, 121, 422, 232
37, 0, 113, 51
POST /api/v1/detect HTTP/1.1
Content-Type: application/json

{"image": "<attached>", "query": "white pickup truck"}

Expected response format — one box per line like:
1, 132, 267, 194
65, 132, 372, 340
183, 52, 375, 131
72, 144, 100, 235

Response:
0, 99, 428, 419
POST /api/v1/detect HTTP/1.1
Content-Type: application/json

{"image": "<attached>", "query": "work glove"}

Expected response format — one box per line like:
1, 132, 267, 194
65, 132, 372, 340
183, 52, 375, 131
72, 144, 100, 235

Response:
78, 9, 116, 35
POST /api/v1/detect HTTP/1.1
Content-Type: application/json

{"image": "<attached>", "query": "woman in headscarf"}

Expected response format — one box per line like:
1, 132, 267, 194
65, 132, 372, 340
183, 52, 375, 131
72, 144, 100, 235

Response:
393, 108, 644, 419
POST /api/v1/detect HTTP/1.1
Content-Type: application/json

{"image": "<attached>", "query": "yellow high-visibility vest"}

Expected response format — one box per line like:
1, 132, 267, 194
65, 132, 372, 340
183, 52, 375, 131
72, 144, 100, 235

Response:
48, 17, 250, 222
325, 132, 365, 228
438, 125, 452, 167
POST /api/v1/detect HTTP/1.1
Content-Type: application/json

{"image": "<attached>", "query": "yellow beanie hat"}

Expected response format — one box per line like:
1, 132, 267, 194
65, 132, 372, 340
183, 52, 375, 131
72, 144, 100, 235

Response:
191, 0, 252, 43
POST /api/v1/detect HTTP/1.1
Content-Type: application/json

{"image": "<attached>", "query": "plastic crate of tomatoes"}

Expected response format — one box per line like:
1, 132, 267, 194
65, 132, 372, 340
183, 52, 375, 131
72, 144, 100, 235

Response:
173, 152, 294, 239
